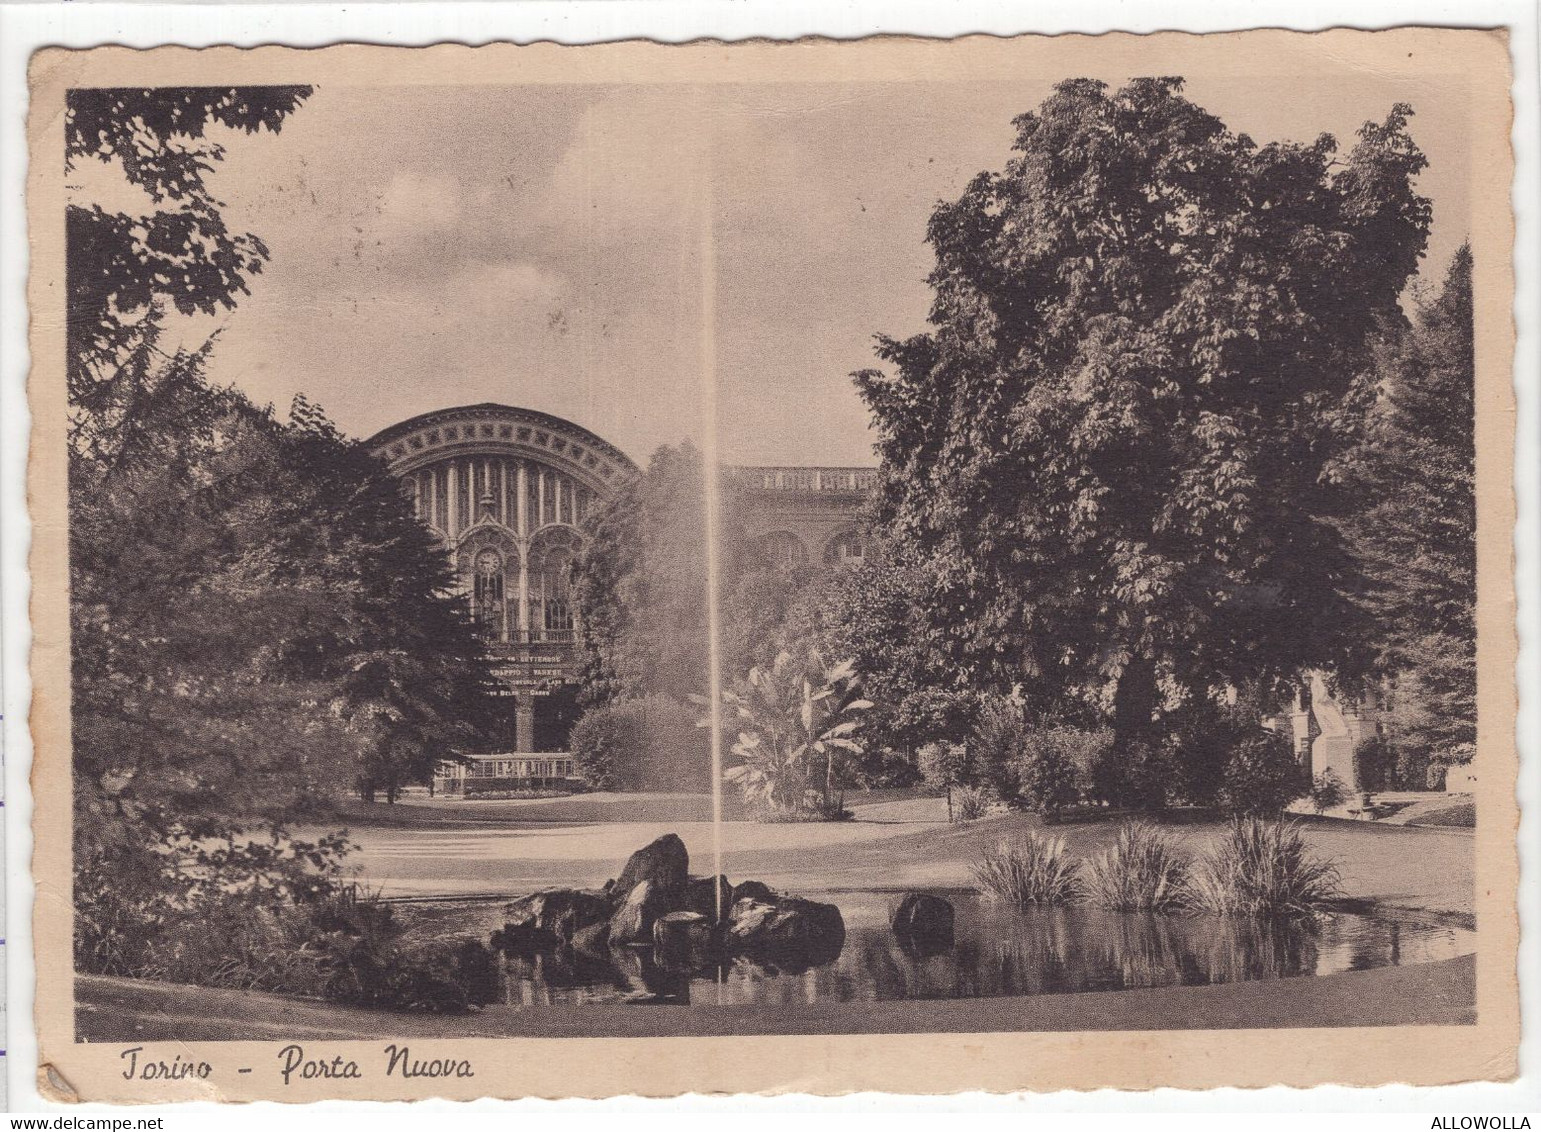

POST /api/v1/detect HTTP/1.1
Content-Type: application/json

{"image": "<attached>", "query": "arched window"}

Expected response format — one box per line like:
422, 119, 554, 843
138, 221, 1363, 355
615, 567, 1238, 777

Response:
472, 548, 506, 641
824, 530, 866, 568
760, 531, 807, 570
539, 546, 575, 639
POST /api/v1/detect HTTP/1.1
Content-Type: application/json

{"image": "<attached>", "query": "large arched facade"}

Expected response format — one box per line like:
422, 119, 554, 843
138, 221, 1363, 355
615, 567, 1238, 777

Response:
369, 408, 881, 790
728, 466, 879, 571
368, 404, 638, 779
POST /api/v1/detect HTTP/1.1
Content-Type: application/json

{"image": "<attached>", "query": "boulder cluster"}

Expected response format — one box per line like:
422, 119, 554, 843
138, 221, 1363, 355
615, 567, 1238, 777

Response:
491, 834, 847, 975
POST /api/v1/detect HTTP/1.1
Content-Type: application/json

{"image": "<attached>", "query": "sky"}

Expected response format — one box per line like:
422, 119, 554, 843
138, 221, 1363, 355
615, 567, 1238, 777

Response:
94, 67, 1472, 468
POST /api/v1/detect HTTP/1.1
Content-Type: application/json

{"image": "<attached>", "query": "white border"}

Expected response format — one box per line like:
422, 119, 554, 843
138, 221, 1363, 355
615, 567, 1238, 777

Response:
0, 0, 1535, 1118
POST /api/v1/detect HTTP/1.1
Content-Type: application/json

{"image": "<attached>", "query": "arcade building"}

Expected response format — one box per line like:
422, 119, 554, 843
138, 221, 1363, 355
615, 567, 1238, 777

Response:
367, 403, 876, 791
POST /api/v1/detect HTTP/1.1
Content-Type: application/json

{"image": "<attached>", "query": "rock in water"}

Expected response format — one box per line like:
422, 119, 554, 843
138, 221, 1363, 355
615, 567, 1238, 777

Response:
684, 875, 734, 922
569, 920, 612, 954
611, 834, 689, 907
653, 910, 715, 966
891, 893, 955, 948
609, 878, 675, 944
501, 888, 611, 944
731, 879, 776, 906
490, 922, 557, 955
726, 895, 845, 971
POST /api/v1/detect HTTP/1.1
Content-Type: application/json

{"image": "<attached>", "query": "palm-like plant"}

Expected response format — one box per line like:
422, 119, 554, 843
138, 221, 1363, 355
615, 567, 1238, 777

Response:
700, 651, 871, 817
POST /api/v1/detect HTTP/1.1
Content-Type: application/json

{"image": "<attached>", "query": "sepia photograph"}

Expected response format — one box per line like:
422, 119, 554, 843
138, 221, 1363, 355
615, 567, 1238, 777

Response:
24, 29, 1519, 1100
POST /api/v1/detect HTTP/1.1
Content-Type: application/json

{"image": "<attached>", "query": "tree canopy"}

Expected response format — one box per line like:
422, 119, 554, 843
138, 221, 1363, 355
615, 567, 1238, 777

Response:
855, 77, 1433, 755
573, 441, 717, 706
66, 86, 312, 409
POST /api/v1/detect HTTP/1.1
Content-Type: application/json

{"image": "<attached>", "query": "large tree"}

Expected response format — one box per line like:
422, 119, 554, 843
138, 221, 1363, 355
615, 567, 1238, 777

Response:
1342, 246, 1476, 780
855, 77, 1432, 761
65, 87, 501, 966
803, 552, 977, 764
271, 396, 504, 802
71, 353, 500, 845
573, 441, 718, 705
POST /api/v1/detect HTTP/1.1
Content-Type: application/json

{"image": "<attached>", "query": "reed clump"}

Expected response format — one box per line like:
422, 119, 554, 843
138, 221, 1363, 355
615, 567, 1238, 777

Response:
1083, 820, 1191, 912
971, 832, 1082, 904
1187, 816, 1343, 917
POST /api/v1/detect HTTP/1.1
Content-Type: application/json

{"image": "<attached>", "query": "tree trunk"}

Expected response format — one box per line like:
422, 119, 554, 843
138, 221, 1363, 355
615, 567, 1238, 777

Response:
1111, 654, 1163, 810
1112, 653, 1159, 755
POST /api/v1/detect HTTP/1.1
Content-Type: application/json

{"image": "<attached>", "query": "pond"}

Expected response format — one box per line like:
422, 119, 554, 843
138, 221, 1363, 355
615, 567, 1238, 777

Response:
399, 891, 1474, 1009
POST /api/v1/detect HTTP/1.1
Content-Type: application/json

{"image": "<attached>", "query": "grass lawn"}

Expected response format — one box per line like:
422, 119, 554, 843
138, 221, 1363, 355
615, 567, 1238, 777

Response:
328, 788, 943, 828
328, 791, 744, 827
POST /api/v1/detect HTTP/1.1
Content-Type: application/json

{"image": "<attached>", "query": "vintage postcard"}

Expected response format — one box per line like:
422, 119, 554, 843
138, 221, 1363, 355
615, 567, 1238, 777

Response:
26, 29, 1518, 1101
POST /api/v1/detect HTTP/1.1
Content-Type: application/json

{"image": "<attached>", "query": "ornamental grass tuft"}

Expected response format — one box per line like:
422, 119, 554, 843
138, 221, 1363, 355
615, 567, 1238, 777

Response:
1188, 816, 1343, 917
971, 832, 1082, 905
1083, 820, 1191, 912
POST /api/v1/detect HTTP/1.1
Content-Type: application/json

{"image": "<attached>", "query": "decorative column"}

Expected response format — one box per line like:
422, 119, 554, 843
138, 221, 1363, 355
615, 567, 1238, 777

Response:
537, 468, 547, 528
517, 548, 530, 639
516, 692, 535, 753
447, 460, 460, 538
499, 461, 508, 526
500, 558, 511, 643
516, 461, 529, 535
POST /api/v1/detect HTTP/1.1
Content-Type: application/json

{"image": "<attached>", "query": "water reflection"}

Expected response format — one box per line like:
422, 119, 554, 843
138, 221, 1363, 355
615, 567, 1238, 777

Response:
488, 894, 1472, 1009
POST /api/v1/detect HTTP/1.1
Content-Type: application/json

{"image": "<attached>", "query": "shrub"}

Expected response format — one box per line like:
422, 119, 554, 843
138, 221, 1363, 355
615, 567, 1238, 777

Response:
713, 651, 870, 817
755, 801, 853, 823
75, 828, 355, 981
1093, 738, 1171, 810
1309, 769, 1349, 813
1162, 703, 1236, 807
853, 745, 924, 789
1188, 817, 1342, 917
1084, 820, 1190, 911
570, 695, 710, 792
76, 827, 497, 1015
1352, 735, 1387, 793
1056, 725, 1113, 801
1217, 729, 1308, 815
971, 833, 1082, 904
917, 740, 975, 791
139, 900, 323, 995
1165, 685, 1306, 808
918, 740, 975, 821
953, 784, 991, 822
1016, 727, 1083, 820
569, 701, 642, 790
972, 696, 1026, 802
312, 893, 498, 1013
